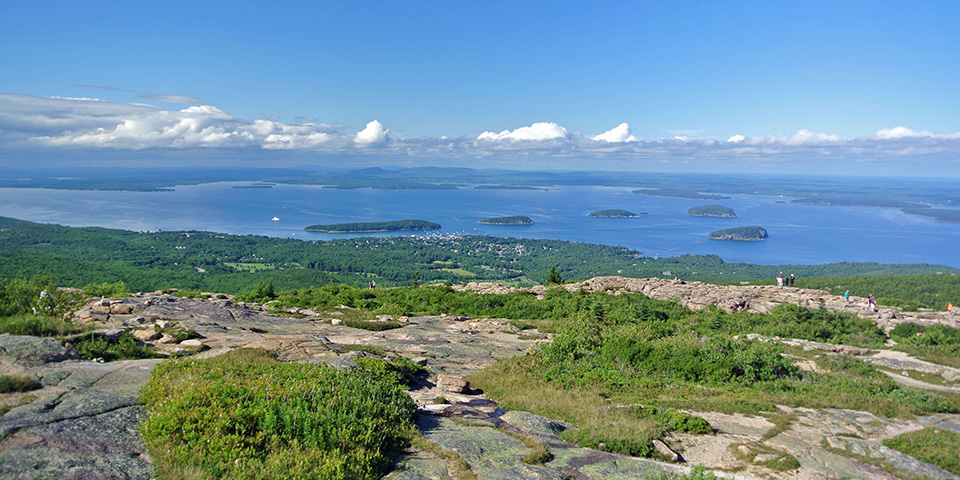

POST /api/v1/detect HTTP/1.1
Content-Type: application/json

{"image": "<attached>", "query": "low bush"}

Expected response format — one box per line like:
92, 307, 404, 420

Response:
71, 332, 159, 361
0, 374, 41, 393
139, 348, 418, 480
82, 281, 130, 298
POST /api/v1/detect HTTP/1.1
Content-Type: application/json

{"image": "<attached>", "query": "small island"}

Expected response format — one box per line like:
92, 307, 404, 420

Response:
479, 215, 534, 225
304, 219, 441, 233
708, 226, 768, 241
632, 188, 729, 200
687, 205, 736, 218
588, 209, 647, 218
475, 185, 546, 191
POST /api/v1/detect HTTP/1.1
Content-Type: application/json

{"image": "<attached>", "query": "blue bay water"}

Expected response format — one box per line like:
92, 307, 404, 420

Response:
1, 182, 958, 268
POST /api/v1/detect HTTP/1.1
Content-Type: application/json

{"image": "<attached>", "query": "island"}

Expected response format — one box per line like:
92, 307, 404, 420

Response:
475, 185, 546, 191
687, 205, 736, 218
479, 215, 534, 225
588, 209, 647, 218
632, 188, 729, 200
304, 219, 441, 233
708, 226, 768, 241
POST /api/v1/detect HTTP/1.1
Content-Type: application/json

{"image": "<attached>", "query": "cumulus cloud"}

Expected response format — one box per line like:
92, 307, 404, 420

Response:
0, 94, 351, 150
354, 120, 389, 145
592, 123, 638, 143
477, 122, 570, 142
727, 134, 745, 143
873, 126, 960, 140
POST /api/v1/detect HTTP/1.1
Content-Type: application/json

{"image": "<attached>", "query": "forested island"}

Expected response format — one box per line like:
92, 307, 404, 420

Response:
632, 188, 728, 200
708, 226, 768, 241
479, 215, 534, 225
304, 219, 441, 233
475, 185, 545, 191
687, 205, 736, 218
588, 209, 646, 218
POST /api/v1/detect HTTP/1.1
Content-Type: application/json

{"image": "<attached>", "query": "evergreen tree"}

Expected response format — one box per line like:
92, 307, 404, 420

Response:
545, 266, 563, 285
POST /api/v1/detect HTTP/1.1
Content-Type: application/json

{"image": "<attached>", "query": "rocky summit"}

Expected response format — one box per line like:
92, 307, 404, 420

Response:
1, 277, 959, 479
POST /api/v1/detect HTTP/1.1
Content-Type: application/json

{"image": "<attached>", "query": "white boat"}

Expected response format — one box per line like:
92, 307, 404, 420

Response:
271, 216, 280, 221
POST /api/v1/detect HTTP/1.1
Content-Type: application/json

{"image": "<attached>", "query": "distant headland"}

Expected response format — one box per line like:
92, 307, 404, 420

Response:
304, 219, 441, 233
479, 215, 534, 225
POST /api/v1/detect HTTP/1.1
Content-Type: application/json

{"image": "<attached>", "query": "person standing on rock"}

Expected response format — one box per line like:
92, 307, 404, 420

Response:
789, 274, 795, 287
777, 272, 784, 287
868, 294, 877, 312
844, 290, 850, 302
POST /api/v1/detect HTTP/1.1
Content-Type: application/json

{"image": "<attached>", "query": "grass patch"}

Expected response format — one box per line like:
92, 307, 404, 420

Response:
139, 348, 418, 480
761, 412, 796, 441
342, 318, 406, 331
644, 466, 719, 479
0, 313, 87, 337
883, 428, 960, 475
0, 374, 41, 393
467, 359, 711, 459
409, 435, 478, 480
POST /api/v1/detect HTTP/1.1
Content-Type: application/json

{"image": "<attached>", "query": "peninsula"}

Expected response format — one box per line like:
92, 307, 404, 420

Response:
479, 215, 534, 225
687, 205, 736, 218
708, 226, 768, 241
304, 219, 441, 233
588, 209, 646, 218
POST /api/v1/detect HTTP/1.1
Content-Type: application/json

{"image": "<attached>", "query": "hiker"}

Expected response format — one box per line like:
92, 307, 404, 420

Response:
777, 272, 784, 287
789, 274, 795, 287
868, 294, 877, 312
844, 290, 850, 302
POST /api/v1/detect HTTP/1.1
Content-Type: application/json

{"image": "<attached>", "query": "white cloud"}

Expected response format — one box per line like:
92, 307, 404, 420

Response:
3, 93, 960, 176
738, 129, 846, 147
592, 123, 638, 143
477, 122, 569, 142
873, 126, 960, 140
354, 120, 389, 145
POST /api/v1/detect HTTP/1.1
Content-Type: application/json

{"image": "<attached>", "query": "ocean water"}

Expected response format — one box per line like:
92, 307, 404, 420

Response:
1, 182, 958, 268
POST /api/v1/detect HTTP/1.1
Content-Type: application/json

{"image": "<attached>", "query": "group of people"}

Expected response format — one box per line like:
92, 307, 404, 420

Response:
842, 289, 877, 311
776, 272, 795, 287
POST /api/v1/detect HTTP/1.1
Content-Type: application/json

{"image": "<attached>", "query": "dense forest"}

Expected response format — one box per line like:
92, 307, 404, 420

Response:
0, 216, 957, 307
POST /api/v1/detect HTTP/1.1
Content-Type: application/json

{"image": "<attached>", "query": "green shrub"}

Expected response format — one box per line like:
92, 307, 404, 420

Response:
82, 281, 130, 298
0, 374, 41, 393
72, 332, 158, 361
353, 356, 425, 388
139, 348, 417, 480
0, 276, 81, 318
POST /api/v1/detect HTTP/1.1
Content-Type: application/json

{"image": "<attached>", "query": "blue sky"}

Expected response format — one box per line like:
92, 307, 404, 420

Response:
1, 1, 958, 175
